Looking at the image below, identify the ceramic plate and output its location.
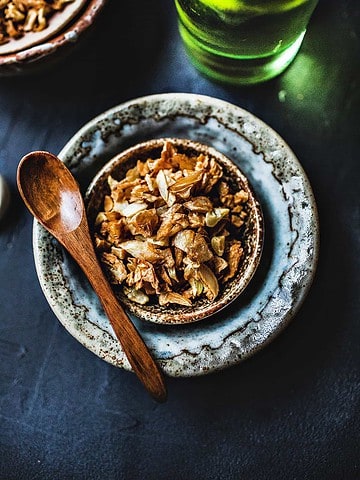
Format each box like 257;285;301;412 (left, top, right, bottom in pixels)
0;0;107;77
0;0;88;55
33;93;319;377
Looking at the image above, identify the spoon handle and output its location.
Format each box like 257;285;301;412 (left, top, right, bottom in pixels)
60;219;167;403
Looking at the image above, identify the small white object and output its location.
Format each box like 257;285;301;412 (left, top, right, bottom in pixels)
0;175;10;221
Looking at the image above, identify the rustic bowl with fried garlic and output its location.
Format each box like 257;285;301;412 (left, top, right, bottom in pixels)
32;93;319;377
0;0;107;76
85;138;264;325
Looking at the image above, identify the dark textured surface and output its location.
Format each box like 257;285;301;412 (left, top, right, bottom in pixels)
0;0;359;479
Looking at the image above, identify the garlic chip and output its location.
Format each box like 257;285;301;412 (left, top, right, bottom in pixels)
93;141;249;307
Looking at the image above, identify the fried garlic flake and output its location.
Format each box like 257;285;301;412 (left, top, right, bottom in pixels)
93;141;250;306
0;0;74;43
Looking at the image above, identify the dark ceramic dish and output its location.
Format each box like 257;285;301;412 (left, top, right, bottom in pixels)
85;138;264;325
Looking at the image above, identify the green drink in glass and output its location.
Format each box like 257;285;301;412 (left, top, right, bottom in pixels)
175;0;319;85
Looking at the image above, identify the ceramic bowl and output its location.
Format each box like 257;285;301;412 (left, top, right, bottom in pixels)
85;137;264;325
32;93;319;377
0;0;107;76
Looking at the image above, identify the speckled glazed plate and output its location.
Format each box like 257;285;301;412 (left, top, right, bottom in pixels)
0;0;88;55
33;93;319;377
0;0;107;76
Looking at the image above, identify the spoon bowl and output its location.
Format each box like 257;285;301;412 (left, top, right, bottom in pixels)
17;151;167;403
17;151;83;233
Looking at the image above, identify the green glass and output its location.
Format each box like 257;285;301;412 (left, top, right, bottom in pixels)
175;0;319;85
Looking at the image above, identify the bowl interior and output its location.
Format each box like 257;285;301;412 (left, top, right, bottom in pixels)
0;0;107;75
85;137;264;325
0;0;88;55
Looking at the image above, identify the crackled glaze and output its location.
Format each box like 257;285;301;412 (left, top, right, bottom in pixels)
33;93;319;377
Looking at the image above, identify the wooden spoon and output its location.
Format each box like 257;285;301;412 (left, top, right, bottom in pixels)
17;151;167;403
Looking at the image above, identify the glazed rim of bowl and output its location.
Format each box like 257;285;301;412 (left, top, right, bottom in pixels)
0;0;107;67
85;137;264;325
